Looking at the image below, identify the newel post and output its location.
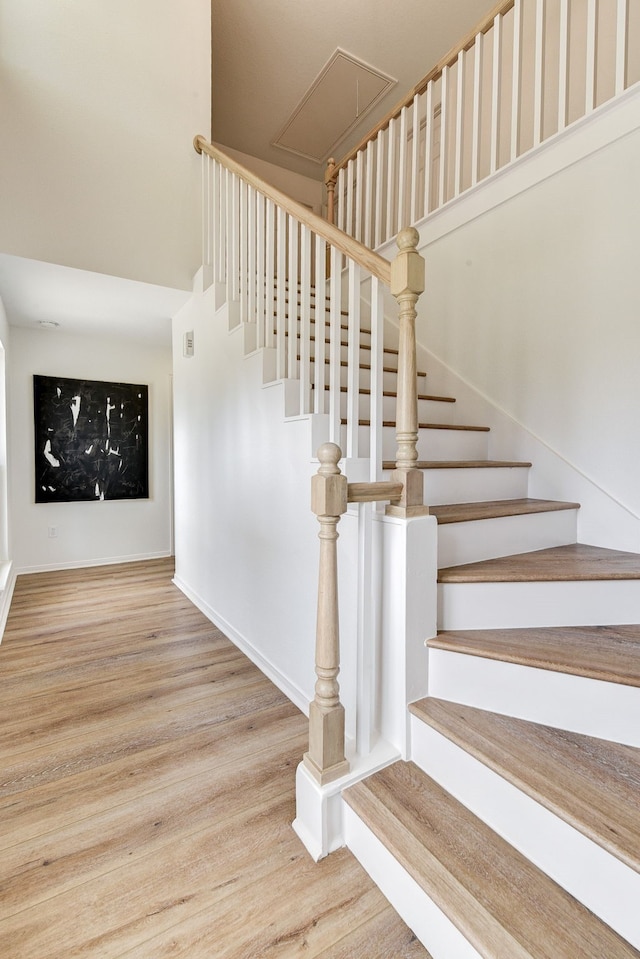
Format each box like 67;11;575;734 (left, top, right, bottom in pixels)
387;227;429;518
304;442;350;786
325;158;337;225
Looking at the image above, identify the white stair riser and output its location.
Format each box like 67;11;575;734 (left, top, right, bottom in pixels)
427;648;640;747
345;426;489;462
309;368;425;392
410;719;640;949
437;509;578;568
344;804;482;959
382;465;531;505
438;579;640;629
328;392;458;422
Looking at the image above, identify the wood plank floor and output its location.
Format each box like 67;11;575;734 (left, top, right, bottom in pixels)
0;559;428;959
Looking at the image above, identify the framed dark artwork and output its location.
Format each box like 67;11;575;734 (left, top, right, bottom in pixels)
33;375;149;503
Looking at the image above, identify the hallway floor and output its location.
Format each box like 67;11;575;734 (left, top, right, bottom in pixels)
0;559;427;958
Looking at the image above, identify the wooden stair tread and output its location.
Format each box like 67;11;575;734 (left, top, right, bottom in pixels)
439;544;640;583
428;624;640;687
430;498;580;525
410;697;640;872
382;459;532;470
344;762;639;958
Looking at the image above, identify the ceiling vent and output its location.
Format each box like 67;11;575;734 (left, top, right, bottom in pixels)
272;49;396;164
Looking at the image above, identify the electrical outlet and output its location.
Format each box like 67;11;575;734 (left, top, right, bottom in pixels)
48;526;58;539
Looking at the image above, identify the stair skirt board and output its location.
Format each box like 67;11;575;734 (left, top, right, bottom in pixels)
437;579;640;630
436;509;578;569
427;648;640;747
409;719;640;948
344;804;483;959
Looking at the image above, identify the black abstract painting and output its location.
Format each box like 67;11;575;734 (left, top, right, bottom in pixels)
33;375;149;503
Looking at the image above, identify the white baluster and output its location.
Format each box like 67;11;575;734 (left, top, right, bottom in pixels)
558;0;570;131
397;104;409;233
454;49;466;197
355;150;363;243
438;66;450;207
511;0;523;160
423;81;434;215
586;0;598;113
490;13;503;175
471;36;483;187
265;199;275;350
374;129;385;247
256;191;265;348
276;206;286;379
410;93;421;223
346;160;355;238
313;237;327;414
615;0;629;94
346;259;361;459
534;0;547;146
368;275;384;482
364;140;374;250
288;215;299;380
239;178;248;322
386;116;397;243
247;185;256;325
299;225;312;415
328;245;342;445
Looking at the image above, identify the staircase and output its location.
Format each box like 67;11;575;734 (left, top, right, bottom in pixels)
275;269;640;953
192;121;640;953
336;325;640;953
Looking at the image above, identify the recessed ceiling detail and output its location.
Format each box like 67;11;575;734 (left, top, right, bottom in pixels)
272;49;396;164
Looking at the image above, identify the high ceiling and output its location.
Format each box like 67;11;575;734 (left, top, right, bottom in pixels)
212;0;492;180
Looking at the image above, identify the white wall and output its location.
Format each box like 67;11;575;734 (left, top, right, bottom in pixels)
0;0;211;291
411;109;640;550
0;299;10;570
9;327;173;572
172;287;329;711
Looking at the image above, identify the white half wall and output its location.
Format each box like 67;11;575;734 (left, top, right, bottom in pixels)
9;327;173;572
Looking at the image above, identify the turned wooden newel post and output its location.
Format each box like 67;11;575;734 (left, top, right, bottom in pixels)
386;227;430;518
304;442;350;785
325;158;337;225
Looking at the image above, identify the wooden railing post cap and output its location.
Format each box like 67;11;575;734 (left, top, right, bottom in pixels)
312;444;347;518
391;227;425;299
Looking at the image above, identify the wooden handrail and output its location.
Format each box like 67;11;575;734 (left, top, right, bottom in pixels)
326;0;516;186
194;136;391;287
348;481;403;504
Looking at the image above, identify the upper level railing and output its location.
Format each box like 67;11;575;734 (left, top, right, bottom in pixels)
194;137;427;784
326;0;638;245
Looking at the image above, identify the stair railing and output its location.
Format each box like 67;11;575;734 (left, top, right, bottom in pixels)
326;0;636;246
194;136;426;784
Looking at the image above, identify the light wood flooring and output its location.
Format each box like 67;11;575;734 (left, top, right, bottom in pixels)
0;558;428;959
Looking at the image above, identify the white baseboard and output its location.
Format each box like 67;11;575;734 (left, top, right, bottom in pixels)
15;551;173;576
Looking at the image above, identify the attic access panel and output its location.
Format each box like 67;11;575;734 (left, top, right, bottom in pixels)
272;48;396;163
